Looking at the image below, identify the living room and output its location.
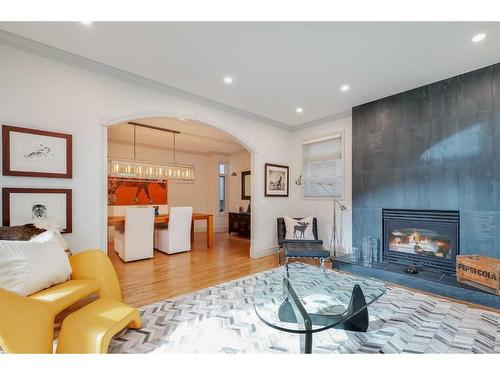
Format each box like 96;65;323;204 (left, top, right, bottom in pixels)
0;2;499;375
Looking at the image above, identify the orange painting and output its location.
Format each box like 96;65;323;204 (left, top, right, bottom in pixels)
108;177;168;206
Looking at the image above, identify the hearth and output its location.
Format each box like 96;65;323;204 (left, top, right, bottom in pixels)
382;209;459;275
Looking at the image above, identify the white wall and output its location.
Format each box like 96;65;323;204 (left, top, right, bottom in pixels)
170;150;251;233
0;45;292;258
288;115;353;254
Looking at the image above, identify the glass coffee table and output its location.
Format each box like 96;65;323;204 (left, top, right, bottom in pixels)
253;267;386;353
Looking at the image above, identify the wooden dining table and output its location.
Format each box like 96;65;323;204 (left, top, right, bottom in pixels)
108;212;214;248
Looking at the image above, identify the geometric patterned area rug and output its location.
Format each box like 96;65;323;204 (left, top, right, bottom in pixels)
108;263;500;354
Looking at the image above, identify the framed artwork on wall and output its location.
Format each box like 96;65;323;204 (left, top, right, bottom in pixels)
108;177;168;206
241;170;251;200
2;188;73;233
264;163;289;197
2;125;73;178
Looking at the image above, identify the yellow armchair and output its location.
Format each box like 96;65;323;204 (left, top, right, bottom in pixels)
0;249;122;353
69;249;122;301
0;288;55;353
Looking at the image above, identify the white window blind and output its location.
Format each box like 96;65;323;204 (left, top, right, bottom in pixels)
302;135;343;198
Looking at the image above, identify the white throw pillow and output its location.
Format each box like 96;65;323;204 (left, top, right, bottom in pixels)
284;216;315;240
30;229;69;250
0;236;72;296
32;219;69;250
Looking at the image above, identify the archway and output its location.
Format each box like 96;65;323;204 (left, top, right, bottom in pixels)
99;113;256;258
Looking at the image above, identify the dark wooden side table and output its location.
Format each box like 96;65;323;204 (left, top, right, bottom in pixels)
228;212;251;238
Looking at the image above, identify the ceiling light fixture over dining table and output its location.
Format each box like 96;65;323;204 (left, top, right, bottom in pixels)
108;121;195;182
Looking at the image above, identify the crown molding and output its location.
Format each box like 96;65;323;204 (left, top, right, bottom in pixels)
290;110;352;131
0;29;292;131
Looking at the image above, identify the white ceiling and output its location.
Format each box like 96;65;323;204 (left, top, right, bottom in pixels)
2;22;500;127
108;117;247;155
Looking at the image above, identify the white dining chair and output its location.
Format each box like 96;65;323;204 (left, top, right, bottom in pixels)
114;207;155;262
157;206;193;254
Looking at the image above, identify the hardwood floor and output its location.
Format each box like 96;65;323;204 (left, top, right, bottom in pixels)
109;232;498;312
109;232;277;307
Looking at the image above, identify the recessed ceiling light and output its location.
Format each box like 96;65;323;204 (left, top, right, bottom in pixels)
340;84;350;92
296;107;304;114
223;76;233;84
80;21;93;26
472;33;486;43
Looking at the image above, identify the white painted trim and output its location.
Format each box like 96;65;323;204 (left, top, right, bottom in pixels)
100;113;258;258
291;110;353;131
218;160;229;216
302;132;342;145
99;125;109;254
250;246;277;259
247;150;262;259
102;112;259;155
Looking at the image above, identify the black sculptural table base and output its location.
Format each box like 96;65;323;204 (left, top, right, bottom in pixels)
278;279;369;354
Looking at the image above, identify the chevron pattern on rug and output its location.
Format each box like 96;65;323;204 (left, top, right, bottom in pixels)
108;263;500;354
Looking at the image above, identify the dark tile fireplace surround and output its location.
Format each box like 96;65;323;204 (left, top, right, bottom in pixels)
334;62;500;309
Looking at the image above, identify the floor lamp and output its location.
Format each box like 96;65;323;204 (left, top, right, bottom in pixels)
295;176;348;257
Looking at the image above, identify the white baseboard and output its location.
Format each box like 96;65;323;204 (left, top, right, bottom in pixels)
250;246;277;259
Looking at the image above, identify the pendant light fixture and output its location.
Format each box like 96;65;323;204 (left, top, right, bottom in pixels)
108;121;195;182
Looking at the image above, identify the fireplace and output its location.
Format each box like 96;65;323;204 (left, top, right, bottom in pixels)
382;209;459;274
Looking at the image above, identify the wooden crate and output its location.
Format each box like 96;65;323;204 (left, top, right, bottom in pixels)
456;255;500;295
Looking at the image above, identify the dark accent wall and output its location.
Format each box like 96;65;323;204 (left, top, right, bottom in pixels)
352;63;500;259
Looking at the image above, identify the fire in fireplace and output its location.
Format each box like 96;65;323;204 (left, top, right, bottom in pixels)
382;209;459;274
389;228;452;259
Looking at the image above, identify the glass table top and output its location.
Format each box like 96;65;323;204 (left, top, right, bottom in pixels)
253;267;386;334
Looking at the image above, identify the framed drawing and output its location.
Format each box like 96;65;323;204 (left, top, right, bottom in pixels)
2;125;73;178
264;163;289;197
2;188;73;233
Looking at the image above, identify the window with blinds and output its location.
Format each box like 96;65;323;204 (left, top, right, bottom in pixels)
302;134;343;198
